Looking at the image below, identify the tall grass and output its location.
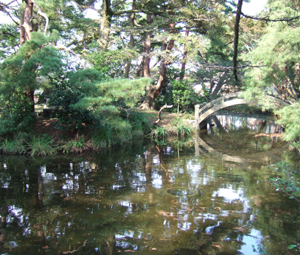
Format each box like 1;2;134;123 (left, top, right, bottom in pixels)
58;136;91;154
0;133;28;154
27;134;56;156
151;116;195;140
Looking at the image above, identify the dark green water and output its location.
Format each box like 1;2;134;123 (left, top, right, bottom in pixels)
0;115;300;255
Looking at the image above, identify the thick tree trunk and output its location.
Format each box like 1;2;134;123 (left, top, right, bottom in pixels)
98;0;112;50
140;24;175;109
124;0;136;78
21;0;33;44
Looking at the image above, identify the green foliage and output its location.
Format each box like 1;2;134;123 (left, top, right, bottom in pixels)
0;92;36;136
27;134;56;156
252;244;267;254
89;49;138;78
288;243;300;250
242;0;300;142
276;102;300;142
154;127;168;139
48;70;98;133
0;24;19;59
0;32;64;136
71;77;151;146
269;161;300;200
0;133;28;155
172;79;195;113
171;117;194;137
58;136;90;154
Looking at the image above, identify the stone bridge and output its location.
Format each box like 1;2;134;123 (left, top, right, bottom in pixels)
194;92;289;129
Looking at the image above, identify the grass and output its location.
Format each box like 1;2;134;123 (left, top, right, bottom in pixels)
150;115;196;140
27;134;56;156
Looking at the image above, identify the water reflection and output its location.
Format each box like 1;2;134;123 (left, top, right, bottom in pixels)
0;118;299;255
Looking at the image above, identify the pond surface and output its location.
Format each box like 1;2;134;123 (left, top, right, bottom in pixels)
1;114;300;255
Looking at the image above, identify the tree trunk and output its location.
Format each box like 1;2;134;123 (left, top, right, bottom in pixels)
140;24;175;109
124;0;136;78
98;0;112;50
233;0;243;81
143;14;152;78
210;71;228;99
21;0;35;113
180;27;189;80
21;0;33;44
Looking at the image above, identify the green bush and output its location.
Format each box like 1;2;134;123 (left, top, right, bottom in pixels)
0;92;36;137
47;70;97;133
171;117;194;137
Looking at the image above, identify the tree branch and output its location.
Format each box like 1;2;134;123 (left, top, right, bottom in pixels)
79;5;99;12
55;46;86;69
31;0;48;35
241;12;300;22
154;104;173;125
0;31;17;38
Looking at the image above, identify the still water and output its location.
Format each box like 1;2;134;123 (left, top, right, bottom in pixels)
0;115;300;255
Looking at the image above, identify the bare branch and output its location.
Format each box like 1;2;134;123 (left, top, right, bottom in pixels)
194;62;267;70
154;104;173;125
2;8;19;25
79;5;99;12
0;1;19;25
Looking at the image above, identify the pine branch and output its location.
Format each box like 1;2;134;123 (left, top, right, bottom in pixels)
0;31;17;38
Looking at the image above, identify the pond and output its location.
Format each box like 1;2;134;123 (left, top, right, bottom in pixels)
0;114;300;255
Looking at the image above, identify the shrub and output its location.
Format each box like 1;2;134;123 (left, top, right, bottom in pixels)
47;70;96;133
171;117;195;137
0;93;36;137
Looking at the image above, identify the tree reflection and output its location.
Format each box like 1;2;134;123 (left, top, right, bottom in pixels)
0;138;299;254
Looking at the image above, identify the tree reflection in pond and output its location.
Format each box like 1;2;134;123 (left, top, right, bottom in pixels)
0;128;300;254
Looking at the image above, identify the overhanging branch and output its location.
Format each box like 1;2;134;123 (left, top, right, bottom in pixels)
241;12;300;22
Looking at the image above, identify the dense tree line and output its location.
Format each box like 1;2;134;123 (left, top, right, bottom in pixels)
0;0;300;148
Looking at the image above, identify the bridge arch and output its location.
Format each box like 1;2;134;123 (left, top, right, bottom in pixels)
195;92;289;128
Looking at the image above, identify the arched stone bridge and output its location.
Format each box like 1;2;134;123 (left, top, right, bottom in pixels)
195;92;289;128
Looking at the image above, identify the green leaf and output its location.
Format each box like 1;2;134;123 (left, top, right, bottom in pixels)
288;244;297;249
